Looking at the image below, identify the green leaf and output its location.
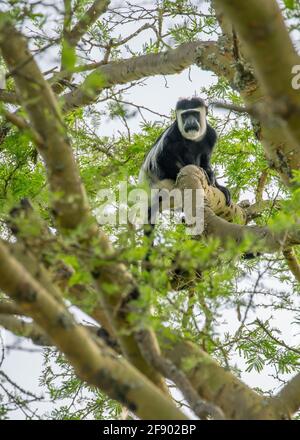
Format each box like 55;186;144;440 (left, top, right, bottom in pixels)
284;0;295;9
62;40;76;71
84;71;107;97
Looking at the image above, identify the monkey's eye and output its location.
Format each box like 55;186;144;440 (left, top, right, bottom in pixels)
181;111;200;122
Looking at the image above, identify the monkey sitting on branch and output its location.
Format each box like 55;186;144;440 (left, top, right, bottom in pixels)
139;97;231;229
138;97;259;261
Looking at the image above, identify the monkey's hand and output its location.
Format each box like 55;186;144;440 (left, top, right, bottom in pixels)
215;183;231;206
203;168;231;206
204;168;216;186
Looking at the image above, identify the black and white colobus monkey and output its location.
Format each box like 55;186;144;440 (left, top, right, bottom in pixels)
139;97;231;229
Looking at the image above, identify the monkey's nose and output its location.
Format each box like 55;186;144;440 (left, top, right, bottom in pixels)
185;121;199;132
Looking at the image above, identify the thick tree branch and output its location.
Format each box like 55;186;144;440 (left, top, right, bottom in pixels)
0;312;119;351
8;203;167;394
276;373;300;417
210;1;300;186
175;166;300;254
245;199;280;222
214;0;300;180
163;339;288;419
0;314;51;346
62;40;233;111
136;329;224;419
0;240;186;420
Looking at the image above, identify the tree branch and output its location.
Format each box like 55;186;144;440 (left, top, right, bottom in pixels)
0;18;168;393
136;329;224;419
214;0;300;179
0;299;22;315
62;40;231;111
0;239;186;420
163;338;288;419
52;1;110;94
0;89;19;104
0;17;90;230
175;165;300;254
283;248;300;283
2;109;44;147
65;0;110;47
276;373;300;417
0;314;51;346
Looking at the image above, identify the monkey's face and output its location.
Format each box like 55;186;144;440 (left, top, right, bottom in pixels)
177;107;207;141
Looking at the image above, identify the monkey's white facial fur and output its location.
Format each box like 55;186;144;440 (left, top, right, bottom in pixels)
177;107;207;141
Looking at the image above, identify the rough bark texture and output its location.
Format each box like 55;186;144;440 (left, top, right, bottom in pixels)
163;339;289;420
0;20;90;230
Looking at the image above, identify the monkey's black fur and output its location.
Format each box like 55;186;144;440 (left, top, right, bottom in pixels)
140;97;231;207
149;122;217;182
139;98;261;262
